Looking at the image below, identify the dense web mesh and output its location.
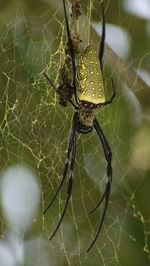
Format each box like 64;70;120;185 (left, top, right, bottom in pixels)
0;0;150;265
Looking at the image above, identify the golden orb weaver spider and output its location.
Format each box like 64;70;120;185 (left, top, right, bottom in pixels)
43;0;116;252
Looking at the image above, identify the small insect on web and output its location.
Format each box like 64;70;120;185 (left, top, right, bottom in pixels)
43;0;116;252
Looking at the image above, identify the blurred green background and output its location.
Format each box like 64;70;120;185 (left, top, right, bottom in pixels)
0;0;150;265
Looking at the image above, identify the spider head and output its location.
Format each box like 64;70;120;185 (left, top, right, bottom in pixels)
78;107;95;129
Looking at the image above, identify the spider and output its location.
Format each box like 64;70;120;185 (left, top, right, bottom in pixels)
43;0;116;252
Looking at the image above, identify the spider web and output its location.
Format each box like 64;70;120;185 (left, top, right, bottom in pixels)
0;0;150;265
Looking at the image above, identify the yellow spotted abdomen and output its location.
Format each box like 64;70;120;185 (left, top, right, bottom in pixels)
78;45;105;104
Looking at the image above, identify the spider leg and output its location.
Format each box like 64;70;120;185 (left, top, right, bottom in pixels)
87;118;112;252
95;78;116;109
89;185;107;215
99;0;105;70
43;72;79;110
90;116;112;214
43;115;77;214
102;78;116;106
62;0;80;106
87;186;110;252
49;114;77;240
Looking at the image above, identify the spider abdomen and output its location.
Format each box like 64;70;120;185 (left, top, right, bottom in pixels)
78;45;105;105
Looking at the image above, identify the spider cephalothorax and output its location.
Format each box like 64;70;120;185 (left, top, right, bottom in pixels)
43;0;115;252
